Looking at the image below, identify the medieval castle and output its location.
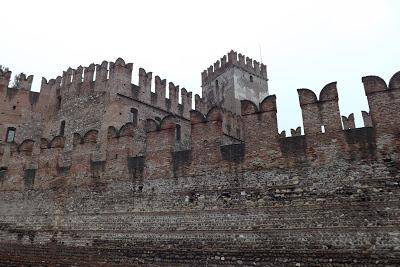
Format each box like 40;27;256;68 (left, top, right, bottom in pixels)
0;50;399;266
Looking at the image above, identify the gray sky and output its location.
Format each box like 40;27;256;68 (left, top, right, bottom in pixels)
1;0;399;132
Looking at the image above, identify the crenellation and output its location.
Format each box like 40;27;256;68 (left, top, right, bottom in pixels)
205;106;224;121
168;82;179;113
291;126;302;136
260;63;267;78
259;94;277;112
362;111;372;127
207;65;213;78
40;77;52;94
201;70;207;83
154;75;166;109
97;60;109;81
228;50;237;63
298;82;341;135
17;73;34;91
362;72;400;132
213;60;220;71
0;69;12;90
1;55;400;266
94;61;108;91
180;88;192;117
73;66;84;84
220;55;227;66
194;94;207;114
54;76;62;88
253;60;260;74
319;81;338;101
238;53;245;65
108;58;133;96
83;63;95;83
65;67;74;86
389;71;400;89
342;113;355;129
362;75;388;95
190;109;206;124
138;68;152;103
245;56;252;69
240;99;258;115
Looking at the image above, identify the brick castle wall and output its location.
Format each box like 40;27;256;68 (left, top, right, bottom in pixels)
0;58;399;266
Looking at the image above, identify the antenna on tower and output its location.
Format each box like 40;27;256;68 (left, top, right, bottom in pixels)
258;43;263;64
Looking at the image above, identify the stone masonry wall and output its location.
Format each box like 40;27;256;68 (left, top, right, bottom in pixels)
0;63;399;266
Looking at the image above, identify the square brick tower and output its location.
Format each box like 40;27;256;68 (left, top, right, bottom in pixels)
201;50;269;114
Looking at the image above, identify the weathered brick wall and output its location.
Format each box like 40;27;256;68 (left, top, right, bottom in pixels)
0;83;43;143
0;65;399;266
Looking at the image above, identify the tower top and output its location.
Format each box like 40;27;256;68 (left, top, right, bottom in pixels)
201;50;267;86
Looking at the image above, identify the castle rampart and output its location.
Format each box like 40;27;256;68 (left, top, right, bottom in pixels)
0;57;399;266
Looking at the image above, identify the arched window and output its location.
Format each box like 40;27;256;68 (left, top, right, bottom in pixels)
176;124;181;141
215;80;219;89
249;75;254;82
60;120;65;136
6;127;16;143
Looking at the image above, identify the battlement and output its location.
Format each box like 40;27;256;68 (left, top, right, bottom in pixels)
0;69;34;91
361;71;400;136
46;58;194;118
1;55;400;181
0;69;12;89
1;68;399;186
201;50;267;86
362;71;400;94
1;62;400;266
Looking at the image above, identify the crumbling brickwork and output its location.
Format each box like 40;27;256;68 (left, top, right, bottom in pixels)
0;51;399;266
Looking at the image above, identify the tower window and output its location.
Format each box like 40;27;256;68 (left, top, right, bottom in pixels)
57;96;62;109
60;120;65;136
6;127;16;143
215;80;219;89
321;125;326;133
130;108;138;126
176;124;181;141
249;75;254;82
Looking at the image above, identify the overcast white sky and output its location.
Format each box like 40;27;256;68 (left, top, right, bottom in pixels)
1;0;399;132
